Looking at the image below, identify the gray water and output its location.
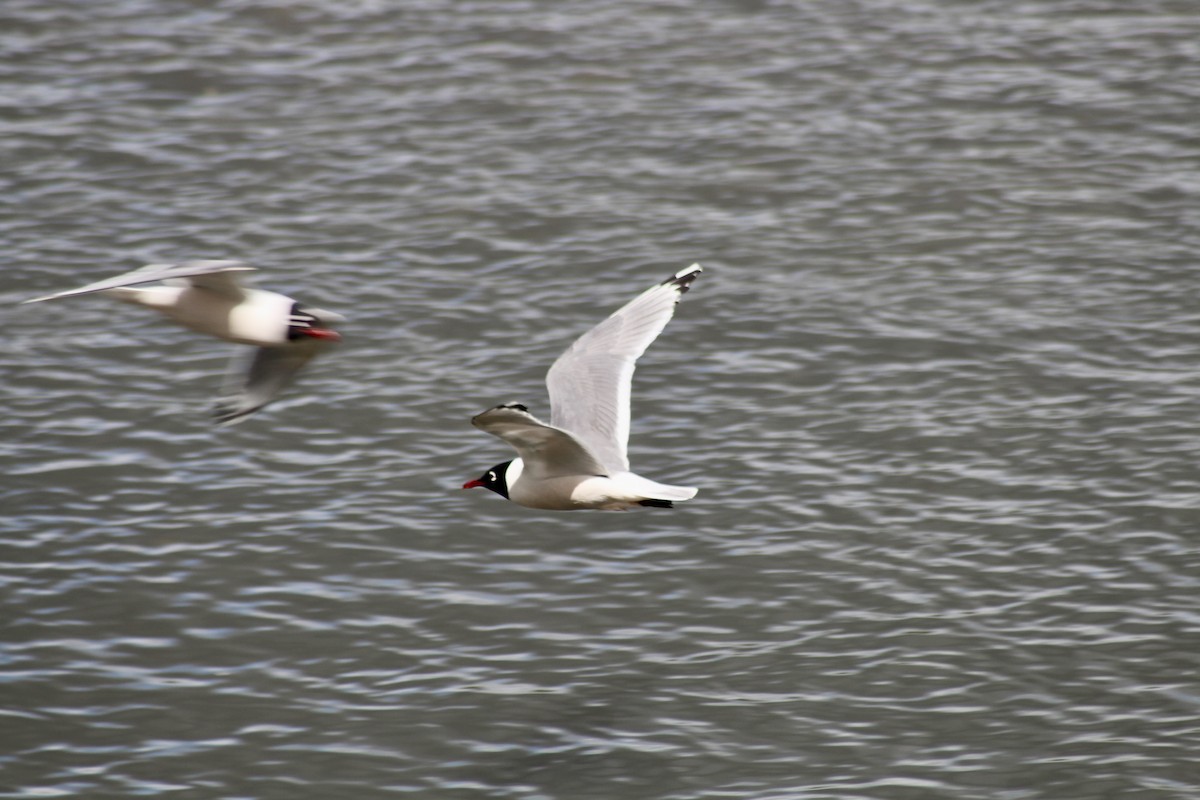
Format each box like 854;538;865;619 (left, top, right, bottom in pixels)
2;1;1199;798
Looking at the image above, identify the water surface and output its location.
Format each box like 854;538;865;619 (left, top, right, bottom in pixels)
2;2;1199;798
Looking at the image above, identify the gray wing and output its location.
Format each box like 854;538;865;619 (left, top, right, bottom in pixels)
545;263;701;473
22;260;253;304
471;404;609;480
212;340;322;426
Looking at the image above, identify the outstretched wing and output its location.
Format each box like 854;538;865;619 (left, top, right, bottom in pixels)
471;404;609;480
22;260;253;304
212;340;322;426
545;263;701;474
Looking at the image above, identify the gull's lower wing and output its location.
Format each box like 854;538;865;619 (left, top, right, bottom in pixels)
22;260;254;304
471;404;609;480
212;340;321;426
545;263;701;473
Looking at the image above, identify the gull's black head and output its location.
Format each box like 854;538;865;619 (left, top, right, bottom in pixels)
462;460;512;499
288;302;343;342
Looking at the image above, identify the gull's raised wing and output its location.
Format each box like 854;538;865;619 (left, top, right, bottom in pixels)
22;260;254;304
545;263;701;474
471;403;609;480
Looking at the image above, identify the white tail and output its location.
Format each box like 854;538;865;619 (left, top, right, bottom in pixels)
614;472;698;501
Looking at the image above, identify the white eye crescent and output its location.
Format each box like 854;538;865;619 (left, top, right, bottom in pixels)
488;471;497;482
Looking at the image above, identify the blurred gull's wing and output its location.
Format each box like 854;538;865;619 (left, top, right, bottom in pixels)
22;260;253;304
212;340;322;426
545;264;701;474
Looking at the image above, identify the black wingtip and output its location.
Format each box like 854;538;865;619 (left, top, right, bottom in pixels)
211;401;262;427
664;263;702;295
637;498;675;508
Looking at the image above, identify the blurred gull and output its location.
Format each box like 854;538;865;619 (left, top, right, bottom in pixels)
23;260;343;425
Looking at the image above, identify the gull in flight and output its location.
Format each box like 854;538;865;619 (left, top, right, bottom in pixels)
464;263;702;511
23;260;342;425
